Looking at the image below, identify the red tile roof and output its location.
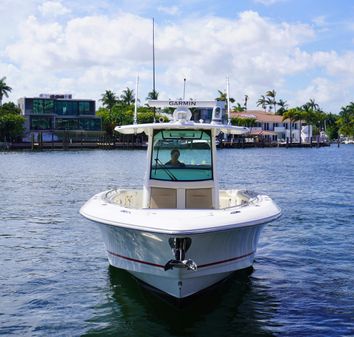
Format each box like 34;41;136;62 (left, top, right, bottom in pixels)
231;110;290;123
249;130;278;136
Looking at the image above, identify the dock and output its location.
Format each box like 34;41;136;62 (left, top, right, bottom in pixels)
219;141;330;148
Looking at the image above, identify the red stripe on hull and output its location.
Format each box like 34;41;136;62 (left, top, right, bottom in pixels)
107;250;165;268
198;251;255;268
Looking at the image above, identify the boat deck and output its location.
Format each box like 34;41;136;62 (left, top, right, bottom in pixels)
105;188;254;210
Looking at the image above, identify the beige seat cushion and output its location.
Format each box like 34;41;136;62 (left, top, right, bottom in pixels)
186;188;213;209
150;187;177;209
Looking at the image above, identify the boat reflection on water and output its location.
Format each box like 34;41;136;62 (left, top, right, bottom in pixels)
83;266;279;336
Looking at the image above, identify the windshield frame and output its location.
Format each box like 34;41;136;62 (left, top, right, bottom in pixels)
150;129;214;182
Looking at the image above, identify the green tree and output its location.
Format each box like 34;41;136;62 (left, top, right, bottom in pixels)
232;103;246;112
313;109;327;136
120;87;135;105
96;107;115;136
215;90;235;103
0;101;25;141
100;90;118;111
0;102;21;115
276;99;288;116
112;104;134;126
324;113;339;140
146;90;159;100
231;117;256;133
291;107;304;143
266;90;277;113
256;95;267;111
244;95;249;110
337;102;354;137
97;104;136;136
300;105;318;143
302;99;325;136
137;106;168;124
282;108;302;143
138;109;155;124
0;77;12;107
304;98;319;112
266;97;274;113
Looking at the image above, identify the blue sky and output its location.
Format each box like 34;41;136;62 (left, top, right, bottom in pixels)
1;0;353;112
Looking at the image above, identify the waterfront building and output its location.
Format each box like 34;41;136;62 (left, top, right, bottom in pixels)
231;110;312;143
18;94;102;141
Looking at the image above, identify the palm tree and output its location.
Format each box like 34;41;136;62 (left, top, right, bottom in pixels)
231;117;256;132
232;103;246;112
276;99;288;116
120;87;135;105
324;113;340;140
314;109;326;134
100;90;117;111
146;90;159;100
215;90;235;103
266;89;276;97
266;97;274;113
266;90;277;113
292;107;304;144
337;102;354;137
0;77;12;107
244;95;249;110
146;89;159;121
257;95;267;111
282;108;299;144
301;105;317;143
304;98;319;112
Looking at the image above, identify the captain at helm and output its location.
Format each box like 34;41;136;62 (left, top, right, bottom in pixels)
165;148;185;167
151;129;213;182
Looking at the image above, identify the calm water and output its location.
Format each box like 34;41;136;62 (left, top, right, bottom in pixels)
0;146;353;336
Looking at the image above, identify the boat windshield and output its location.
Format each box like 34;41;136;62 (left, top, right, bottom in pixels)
150;129;213;181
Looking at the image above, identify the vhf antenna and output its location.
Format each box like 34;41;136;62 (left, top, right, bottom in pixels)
152;18;156;121
183;78;186;99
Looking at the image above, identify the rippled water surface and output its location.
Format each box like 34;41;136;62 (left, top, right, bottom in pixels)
0;146;353;336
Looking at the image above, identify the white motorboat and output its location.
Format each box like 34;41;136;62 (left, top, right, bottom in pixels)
343;139;354;144
80;100;281;298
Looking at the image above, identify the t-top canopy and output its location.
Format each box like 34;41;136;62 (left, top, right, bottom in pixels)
115;121;249;135
115;99;249;135
147;99;225;109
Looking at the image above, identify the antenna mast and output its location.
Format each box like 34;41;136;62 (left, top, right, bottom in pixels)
134;75;139;125
152;18;156;94
152;18;156;121
226;77;231;125
183;78;186;99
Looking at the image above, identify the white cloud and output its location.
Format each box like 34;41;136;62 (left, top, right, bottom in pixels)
157;6;180;16
293;77;346;111
312;15;327;27
2;9;353;112
0;0;41;47
253;0;286;5
312;51;354;80
154;11;316;97
5;13;152;71
38;1;70;17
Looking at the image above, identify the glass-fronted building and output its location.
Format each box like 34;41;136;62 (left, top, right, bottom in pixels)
18;94;102;140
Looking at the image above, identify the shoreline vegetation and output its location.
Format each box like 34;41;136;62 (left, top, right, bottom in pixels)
0;137;334;151
1;76;354;150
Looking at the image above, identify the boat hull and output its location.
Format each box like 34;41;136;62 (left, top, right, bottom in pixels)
96;221;264;298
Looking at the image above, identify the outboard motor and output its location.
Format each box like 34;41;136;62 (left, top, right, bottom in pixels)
164;237;197;271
